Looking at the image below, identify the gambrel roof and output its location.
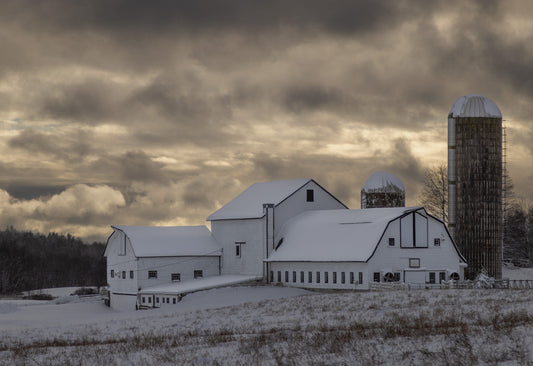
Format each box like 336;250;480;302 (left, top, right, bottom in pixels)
207;179;345;221
267;207;465;262
108;225;221;257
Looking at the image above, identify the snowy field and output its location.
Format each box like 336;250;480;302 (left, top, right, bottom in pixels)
0;269;532;365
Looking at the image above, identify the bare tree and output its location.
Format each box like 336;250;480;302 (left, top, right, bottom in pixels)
418;163;448;224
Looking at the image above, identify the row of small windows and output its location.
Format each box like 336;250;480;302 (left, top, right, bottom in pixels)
388;238;441;246
270;270;363;285
110;270;134;279
111;270;203;280
141;296;177;305
373;271;460;283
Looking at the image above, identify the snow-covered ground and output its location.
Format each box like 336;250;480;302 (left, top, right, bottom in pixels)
1;270;533;365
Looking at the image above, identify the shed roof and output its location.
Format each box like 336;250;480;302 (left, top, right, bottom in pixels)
449;94;502;118
111;225;221;257
207;179;314;221
267;207;421;262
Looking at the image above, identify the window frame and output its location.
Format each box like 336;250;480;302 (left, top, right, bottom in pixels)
194;270;203;279
306;189;314;202
409;258;421;268
389;237;395;246
171;273;181;282
130;270;134;279
148;270;158;279
434;238;441;246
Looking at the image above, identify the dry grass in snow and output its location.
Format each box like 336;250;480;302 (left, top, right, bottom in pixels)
1;286;533;365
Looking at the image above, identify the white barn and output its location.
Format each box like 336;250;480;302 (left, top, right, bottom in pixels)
104;225;221;310
104;179;467;311
267;207;466;289
207;179;347;277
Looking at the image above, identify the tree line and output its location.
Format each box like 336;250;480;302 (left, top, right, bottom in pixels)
0;227;106;295
419;163;533;267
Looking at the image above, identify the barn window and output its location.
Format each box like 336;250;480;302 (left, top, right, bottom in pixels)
130;271;134;279
235;241;245;257
293;271;297;283
194;270;203;279
429;272;436;284
306;189;314;202
350;272;354;284
173;298;176;304
439;272;446;283
394;272;401;282
269;271;274;282
333;272;337;284
277;271;281;282
171;273;181;282
119;235;126;256
316;271;320;283
359;272;363;284
324;272;329;284
409;258;420;268
308;271;312;283
341;272;346;284
285;271;289;282
122;271;126;279
156;297;159;303
148;270;157;279
142;297;145;303
434;238;441;246
111;270;114;278
389;238;395;246
148;297;152;303
300;271;304;283
373;272;380;282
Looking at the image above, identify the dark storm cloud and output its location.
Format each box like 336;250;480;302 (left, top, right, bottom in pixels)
8;129;93;161
0;0;430;37
3;184;67;200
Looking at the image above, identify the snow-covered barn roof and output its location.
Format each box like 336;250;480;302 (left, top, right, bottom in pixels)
449;94;501;118
207;179;341;221
109;225;221;257
267;207;422;262
362;172;404;192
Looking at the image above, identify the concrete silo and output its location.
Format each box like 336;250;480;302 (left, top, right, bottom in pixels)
361;172;405;209
448;95;502;279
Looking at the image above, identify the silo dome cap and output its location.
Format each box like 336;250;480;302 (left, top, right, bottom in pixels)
449;94;502;118
362;172;405;192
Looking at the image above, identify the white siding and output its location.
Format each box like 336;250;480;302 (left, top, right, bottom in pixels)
368;214;465;283
106;231;139;298
211;219;265;276
274;180;346;240
137;256;220;290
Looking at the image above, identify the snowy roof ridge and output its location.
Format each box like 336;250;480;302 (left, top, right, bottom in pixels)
267;207;421;262
449;94;502;118
207;178;313;221
112;225;221;257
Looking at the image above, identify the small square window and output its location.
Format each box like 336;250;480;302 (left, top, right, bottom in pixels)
434;238;441;246
148;270;157;279
194;270;203;279
409;258;420;268
171;273;181;282
306;189;314;202
389;238;395;246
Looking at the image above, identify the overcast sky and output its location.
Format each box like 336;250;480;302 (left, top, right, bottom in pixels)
1;0;532;242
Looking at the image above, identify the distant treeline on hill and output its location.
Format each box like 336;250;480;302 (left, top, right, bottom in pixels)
0;227;106;294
